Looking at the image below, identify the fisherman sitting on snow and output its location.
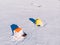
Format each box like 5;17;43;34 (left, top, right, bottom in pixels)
29;18;43;27
10;24;27;41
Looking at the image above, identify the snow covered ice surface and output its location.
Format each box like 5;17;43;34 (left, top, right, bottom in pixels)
0;0;60;45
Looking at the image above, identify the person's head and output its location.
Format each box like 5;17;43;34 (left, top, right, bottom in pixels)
36;18;40;20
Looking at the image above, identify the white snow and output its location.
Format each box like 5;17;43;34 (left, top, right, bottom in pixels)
0;0;60;45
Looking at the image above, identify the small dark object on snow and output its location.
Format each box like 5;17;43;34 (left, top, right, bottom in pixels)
37;25;40;27
22;32;27;37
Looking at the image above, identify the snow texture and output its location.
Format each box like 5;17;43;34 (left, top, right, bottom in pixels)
0;0;60;45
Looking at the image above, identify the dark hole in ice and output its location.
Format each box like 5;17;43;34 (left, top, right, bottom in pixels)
22;32;27;37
